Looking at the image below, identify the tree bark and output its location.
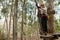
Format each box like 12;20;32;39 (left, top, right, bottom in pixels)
5;14;9;40
8;0;13;40
47;0;55;34
21;0;26;40
13;0;18;40
47;0;55;40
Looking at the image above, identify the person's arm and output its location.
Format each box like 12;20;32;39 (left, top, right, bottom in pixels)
35;0;41;8
52;10;55;14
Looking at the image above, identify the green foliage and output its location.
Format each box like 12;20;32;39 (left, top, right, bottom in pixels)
0;16;2;19
25;26;31;35
1;7;8;14
1;33;6;40
0;0;4;2
28;15;31;20
55;19;60;32
0;29;6;40
26;1;34;14
58;2;60;4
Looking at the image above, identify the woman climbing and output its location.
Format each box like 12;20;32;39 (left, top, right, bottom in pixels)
35;0;48;35
41;12;48;35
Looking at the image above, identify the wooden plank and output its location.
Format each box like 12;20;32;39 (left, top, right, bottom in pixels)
40;33;60;39
52;33;60;39
53;33;60;36
40;34;53;38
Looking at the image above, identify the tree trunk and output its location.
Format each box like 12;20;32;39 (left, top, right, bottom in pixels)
8;0;13;40
5;14;8;40
21;0;26;40
8;4;13;40
21;3;24;40
30;11;33;40
47;0;55;34
13;0;18;40
21;8;24;40
47;0;55;40
8;14;11;40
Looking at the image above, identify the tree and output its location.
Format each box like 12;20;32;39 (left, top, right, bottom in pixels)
20;0;27;40
8;0;13;40
1;6;9;40
47;0;55;34
13;0;18;40
47;0;55;40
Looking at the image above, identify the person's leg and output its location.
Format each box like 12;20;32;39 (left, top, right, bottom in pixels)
41;18;48;35
40;19;46;35
43;20;48;35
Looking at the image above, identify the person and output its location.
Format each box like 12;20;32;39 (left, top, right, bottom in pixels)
36;1;48;35
41;13;48;35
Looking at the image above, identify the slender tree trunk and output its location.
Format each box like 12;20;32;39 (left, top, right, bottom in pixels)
13;0;18;40
21;0;26;40
8;15;11;40
8;6;12;40
21;8;24;40
30;11;32;40
8;1;11;40
3;18;5;34
21;4;24;40
5;14;8;40
8;0;14;40
1;0;9;40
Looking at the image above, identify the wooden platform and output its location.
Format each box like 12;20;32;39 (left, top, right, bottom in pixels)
53;33;60;37
40;35;53;38
40;33;60;39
